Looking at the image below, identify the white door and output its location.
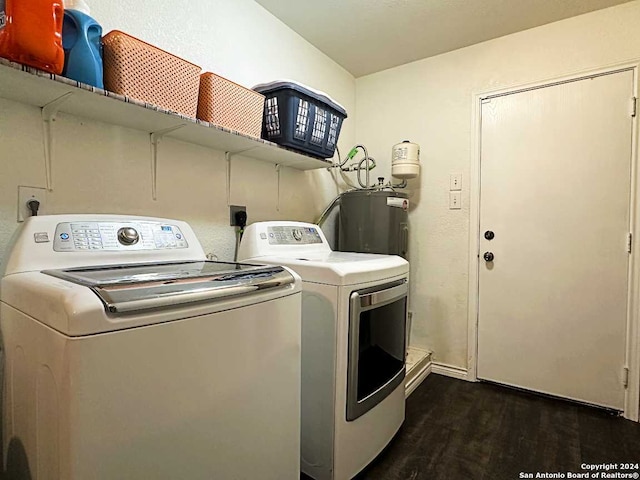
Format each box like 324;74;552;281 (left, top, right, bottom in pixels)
477;70;634;410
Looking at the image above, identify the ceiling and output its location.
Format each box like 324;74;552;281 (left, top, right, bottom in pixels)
254;0;633;77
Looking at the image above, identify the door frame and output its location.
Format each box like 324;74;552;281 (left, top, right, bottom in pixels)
467;62;640;421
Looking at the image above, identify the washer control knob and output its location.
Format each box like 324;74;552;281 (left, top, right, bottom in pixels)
117;227;139;246
292;229;303;241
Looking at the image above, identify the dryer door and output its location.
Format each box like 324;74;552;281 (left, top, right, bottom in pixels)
347;279;407;421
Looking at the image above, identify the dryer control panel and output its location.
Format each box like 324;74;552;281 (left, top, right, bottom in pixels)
267;226;323;245
53;221;188;251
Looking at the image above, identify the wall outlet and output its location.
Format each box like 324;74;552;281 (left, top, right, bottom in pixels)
17;186;47;222
450;174;462;191
449;191;461;210
229;205;247;226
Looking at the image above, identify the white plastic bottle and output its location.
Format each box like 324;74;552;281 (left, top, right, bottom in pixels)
63;0;90;14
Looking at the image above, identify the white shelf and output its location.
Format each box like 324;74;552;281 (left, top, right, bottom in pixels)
0;60;334;170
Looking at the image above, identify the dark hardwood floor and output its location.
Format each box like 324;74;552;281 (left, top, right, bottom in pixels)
352;374;640;480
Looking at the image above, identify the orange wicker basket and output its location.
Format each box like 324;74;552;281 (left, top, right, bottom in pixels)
102;31;201;117
197;72;265;138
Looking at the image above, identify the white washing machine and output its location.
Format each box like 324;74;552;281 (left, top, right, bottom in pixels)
238;221;409;480
0;215;302;480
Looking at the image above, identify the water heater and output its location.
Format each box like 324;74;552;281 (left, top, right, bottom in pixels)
337;190;409;258
326;141;419;258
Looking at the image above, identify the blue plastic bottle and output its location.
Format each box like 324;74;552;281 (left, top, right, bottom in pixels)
62;0;103;88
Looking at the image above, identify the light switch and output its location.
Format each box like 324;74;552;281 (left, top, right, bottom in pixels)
449;191;461;210
450;174;462;191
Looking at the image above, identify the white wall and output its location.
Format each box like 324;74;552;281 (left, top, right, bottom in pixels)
5;0;640;374
355;1;640;369
0;0;355;262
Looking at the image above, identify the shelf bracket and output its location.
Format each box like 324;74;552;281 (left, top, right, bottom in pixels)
226;152;232;206
224;149;256;206
275;164;281;212
41;92;73;192
150;124;186;200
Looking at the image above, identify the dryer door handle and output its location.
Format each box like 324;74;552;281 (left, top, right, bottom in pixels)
357;281;408;309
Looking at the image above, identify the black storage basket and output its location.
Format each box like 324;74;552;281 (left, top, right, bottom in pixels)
253;81;347;159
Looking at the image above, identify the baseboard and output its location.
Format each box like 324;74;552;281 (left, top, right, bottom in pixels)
405;347;432;397
431;362;469;380
406;360;432;398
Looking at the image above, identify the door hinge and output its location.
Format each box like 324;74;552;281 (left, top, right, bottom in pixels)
623;367;629;388
627;233;633;253
631;97;637;117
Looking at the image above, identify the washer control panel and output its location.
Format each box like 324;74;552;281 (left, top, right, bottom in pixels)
53;221;188;251
267;226;323;245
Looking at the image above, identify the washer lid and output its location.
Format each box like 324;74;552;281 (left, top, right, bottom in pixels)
43;260;295;314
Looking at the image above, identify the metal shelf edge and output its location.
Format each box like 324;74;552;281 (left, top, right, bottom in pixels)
0;59;333;171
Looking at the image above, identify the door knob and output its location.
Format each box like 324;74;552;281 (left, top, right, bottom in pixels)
484;230;495;240
483;252;494;262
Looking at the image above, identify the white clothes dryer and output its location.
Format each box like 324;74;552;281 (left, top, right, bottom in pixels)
0;215;302;480
238;221;409;480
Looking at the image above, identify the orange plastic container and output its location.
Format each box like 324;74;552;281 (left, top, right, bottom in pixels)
0;0;65;74
102;31;201;117
197;72;265;138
